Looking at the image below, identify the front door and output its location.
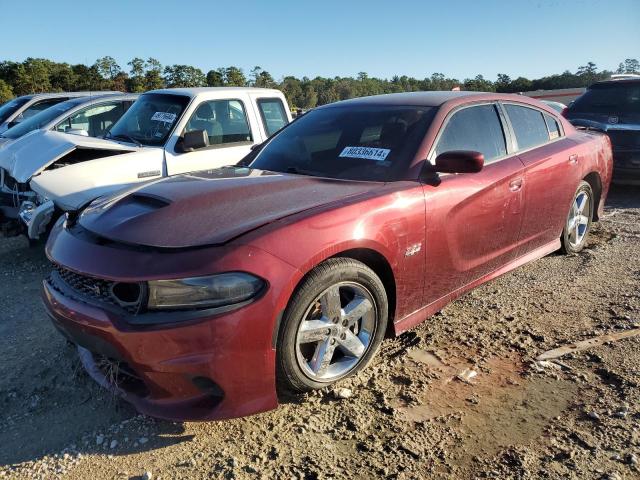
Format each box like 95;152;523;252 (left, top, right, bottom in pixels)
422;103;526;306
165;98;260;176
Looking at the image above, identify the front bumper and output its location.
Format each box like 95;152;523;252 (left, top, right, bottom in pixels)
42;221;300;421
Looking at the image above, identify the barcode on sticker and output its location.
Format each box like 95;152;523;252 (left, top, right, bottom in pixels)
151;112;177;124
339;146;390;161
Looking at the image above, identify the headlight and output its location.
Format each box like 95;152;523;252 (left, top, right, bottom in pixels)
147;272;265;310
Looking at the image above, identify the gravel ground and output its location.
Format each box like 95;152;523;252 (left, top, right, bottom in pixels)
0;185;638;480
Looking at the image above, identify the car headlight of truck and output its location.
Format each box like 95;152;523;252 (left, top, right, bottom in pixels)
147;273;265;310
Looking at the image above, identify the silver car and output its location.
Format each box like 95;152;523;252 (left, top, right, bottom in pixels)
0;91;119;134
0;93;138;148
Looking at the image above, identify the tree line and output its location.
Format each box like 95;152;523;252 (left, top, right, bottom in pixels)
1;56;638;109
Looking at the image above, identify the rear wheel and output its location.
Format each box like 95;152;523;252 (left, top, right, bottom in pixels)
276;258;388;393
560;181;594;254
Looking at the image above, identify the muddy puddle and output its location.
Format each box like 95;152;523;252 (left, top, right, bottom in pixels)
390;349;579;464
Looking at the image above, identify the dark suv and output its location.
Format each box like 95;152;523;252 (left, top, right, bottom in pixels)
564;78;640;184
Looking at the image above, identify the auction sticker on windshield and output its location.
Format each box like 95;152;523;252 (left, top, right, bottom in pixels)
151;112;177;124
339;146;391;161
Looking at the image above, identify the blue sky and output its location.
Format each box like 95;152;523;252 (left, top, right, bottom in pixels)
2;0;638;80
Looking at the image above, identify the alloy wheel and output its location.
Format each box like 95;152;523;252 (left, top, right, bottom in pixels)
295;282;377;382
567;190;591;248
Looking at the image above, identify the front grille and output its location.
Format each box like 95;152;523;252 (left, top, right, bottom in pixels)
50;264;144;314
608;130;640;149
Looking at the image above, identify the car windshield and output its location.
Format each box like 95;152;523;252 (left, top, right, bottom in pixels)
0;97;30;124
106;93;190;146
1;99;81;139
250;105;435;182
570;82;640;115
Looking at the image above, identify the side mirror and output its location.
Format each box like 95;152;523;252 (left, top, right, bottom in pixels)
434;150;484;174
67;128;89;137
181;129;209;152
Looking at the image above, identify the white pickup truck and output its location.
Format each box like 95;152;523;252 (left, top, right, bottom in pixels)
0;87;291;240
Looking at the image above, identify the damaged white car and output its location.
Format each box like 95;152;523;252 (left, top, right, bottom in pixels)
0;87;291;240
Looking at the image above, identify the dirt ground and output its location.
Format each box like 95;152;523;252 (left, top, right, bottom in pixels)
0;185;639;480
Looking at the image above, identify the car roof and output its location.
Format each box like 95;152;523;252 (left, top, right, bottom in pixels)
27;91;122;99
318;91;550;111
63;93;139;106
144;87;283;99
589;78;640;88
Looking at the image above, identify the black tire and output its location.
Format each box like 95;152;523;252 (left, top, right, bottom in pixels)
276;257;388;393
560;180;594;254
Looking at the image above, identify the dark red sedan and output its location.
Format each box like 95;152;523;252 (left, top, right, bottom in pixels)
43;92;613;421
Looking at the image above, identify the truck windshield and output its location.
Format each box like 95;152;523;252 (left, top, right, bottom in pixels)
0;97;30;124
106;93;190;146
250;105;435;181
570;82;640;115
1;99;80;139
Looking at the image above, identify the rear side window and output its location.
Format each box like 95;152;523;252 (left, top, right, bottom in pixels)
257;98;289;136
184;99;253;146
544;113;560;140
21;98;67;119
435;104;507;163
504;104;550;150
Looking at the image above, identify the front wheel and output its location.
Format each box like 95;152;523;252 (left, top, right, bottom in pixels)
276;258;388;393
560;180;594;254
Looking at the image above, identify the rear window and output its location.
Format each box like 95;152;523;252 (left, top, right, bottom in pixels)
569;82;640;115
251;105;435;181
504;104;550;151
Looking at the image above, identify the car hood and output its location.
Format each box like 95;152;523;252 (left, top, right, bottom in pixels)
78;167;383;248
0;130;138;182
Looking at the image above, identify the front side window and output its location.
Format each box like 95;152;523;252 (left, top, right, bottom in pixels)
434;104;507;163
0;97;30;124
184;99;253;146
251;105;435;181
505;104;551;151
257;98;289;136
107;93;190;146
2;100;79;139
55;101;127;137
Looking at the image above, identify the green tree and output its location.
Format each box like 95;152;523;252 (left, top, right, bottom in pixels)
143;58;164;90
624;58;640;74
225;66;246;86
127;57;146;92
163;65;206;88
49;63;77;92
95;56;121;80
13;59;51;95
0;79;13;103
206;69;224;86
495;73;512;92
71;64;103;91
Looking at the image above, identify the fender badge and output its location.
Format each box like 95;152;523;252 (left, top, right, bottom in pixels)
405;243;422;257
608;116;619;124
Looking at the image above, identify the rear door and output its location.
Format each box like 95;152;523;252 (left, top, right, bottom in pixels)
422;103;526;306
165;95;263;175
501;103;582;257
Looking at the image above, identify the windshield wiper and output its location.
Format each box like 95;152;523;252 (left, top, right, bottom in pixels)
107;132;142;147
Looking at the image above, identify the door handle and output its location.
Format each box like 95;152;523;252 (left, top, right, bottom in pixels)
569;154;578;164
509;178;523;192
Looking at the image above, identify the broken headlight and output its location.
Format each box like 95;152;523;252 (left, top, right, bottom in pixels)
147;273;265;310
